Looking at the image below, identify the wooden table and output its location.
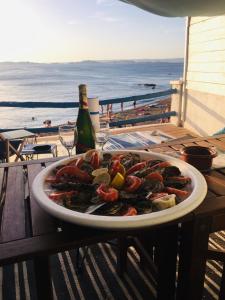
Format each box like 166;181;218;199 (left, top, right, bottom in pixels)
0;129;36;162
0;133;225;300
147;133;225;300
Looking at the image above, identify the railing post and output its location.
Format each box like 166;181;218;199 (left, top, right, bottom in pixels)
88;97;100;132
170;80;183;127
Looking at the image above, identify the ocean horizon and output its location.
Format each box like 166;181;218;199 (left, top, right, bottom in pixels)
0;59;183;128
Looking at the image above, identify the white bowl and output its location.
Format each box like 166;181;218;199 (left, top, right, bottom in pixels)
32;150;207;230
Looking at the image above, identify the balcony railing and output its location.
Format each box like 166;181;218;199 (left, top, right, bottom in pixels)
0;88;177;134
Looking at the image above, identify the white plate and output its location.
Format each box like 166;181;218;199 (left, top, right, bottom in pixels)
32;150;207;230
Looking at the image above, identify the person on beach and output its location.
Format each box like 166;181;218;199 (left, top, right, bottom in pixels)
43;119;51;127
161;104;170;123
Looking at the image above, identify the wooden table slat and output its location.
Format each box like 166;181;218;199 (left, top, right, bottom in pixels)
27;163;57;236
195;140;215;148
0;156;60;168
146;134;225;150
0;168;5;207
0;166;26;242
170;144;184;151
205;173;225;196
193;195;225;218
149;147;170;153
207;138;225;151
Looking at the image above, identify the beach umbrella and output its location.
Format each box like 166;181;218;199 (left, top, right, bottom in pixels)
120;0;225;17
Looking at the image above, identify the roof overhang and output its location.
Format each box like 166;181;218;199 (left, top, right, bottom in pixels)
120;0;225;17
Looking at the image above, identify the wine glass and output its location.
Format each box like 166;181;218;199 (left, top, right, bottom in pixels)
95;121;110;150
59;125;78;156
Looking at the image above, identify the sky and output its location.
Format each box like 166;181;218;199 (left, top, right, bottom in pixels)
0;0;185;63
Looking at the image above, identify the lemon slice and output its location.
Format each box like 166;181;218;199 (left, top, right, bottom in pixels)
92;168;108;177
93;172;111;185
111;172;125;189
119;164;126;176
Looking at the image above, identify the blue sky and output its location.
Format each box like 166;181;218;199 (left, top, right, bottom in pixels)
0;0;185;62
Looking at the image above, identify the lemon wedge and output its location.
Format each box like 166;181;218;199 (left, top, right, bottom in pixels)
111;172;125;189
92;168;108;177
93;172;111;185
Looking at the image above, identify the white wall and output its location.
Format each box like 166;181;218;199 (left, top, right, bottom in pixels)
184;15;225;136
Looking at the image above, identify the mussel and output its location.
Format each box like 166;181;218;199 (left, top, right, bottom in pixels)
142;180;164;193
93;202;124;216
162;166;181;178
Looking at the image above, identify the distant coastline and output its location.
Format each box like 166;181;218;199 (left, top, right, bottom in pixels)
0;58;184;65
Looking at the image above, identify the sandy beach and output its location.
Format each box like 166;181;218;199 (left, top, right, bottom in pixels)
100;97;171;125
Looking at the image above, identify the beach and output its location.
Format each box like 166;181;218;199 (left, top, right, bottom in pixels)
100;97;171;125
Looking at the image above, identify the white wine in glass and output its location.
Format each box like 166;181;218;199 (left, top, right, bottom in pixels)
95;121;110;150
59;125;78;156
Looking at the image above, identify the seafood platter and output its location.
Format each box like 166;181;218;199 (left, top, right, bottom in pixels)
32;150;207;229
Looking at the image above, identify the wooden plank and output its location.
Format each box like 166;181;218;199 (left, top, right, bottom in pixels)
177;217;211;300
189;38;225;53
99;89;176;105
33;256;53;300
187;82;225;97
110;111;176;127
190;17;211;25
218;137;225;142
0;129;35;140
170;144;184;151
188;50;225;63
207;138;225;151
0;156;60;168
27;163;57;237
206;190;217;198
194;195;225;217
0;166;26;242
149;147;168;153
190;16;225;34
195;140;214;148
0;228;120;265
211;213;225;233
204;173;225;196
188;62;225;73
189;27;225;44
0;168;5;207
155;225;178;300
182;142;198;147
187;71;225;85
147;135;215;150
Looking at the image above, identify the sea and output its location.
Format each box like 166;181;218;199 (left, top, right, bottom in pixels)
0;59;183;129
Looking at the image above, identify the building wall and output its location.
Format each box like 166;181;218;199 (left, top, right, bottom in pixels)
184;15;225;136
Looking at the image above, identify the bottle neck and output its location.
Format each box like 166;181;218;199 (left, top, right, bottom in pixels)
79;84;88;109
79;97;88;109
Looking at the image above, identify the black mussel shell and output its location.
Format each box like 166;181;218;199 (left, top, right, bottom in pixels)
135;200;152;214
80;162;94;174
93;202;124;216
162;166;181;178
147;159;163;167
142;180;164;193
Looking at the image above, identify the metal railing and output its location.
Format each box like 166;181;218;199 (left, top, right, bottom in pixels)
0;88;177;134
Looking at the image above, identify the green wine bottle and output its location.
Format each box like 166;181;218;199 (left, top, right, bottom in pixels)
76;84;96;154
